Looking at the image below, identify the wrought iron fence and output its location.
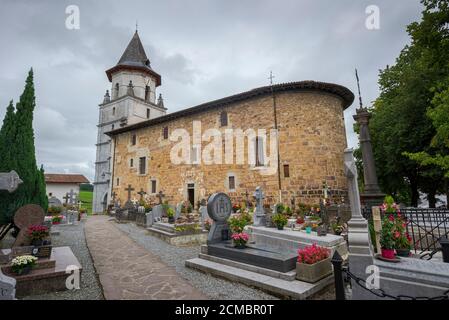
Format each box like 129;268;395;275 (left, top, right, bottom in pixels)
362;206;449;257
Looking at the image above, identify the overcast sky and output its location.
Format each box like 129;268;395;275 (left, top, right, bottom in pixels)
0;0;423;182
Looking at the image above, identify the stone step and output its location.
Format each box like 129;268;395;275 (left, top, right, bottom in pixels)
146;227;175;237
185;257;333;299
152;223;175;233
198;253;296;281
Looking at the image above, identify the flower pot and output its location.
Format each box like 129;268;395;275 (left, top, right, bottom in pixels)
31;239;43;247
395;248;411;257
296;257;332;283
381;248;395;260
16;265;32;276
168;217;175;223
234;244;246;249
277;225;284;230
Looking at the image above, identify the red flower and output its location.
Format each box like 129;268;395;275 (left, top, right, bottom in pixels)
388;215;395;222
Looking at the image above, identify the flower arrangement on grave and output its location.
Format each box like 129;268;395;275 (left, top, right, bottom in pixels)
166;207;175;223
296;244;332;283
272;213;288;230
380;214;398;259
10;255;38;275
380;195;401;215
231;232;249;248
52;215;63;225
331;223;344;235
204;218;212;231
297;244;330;265
228;212;252;233
27;225;50;246
47;206;62;215
174;223;201;234
232;203;241;213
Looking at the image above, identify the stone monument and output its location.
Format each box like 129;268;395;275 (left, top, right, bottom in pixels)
0;269;16;300
0;170;22;193
252;186;266;227
13;204;45;247
207;192;232;244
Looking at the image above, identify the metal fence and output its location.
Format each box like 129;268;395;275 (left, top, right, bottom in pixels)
362;206;449;257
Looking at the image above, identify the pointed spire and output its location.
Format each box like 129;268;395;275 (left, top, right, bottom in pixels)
127;81;135;96
103;90;110;103
157;93;165;109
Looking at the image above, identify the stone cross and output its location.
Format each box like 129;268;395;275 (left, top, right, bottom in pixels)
137;188;146;201
157;190;165;204
0;170;22;193
12;204;45;247
63;192;70;204
68;189;76;205
125;184;135;202
344;150;362;219
253;186;266;226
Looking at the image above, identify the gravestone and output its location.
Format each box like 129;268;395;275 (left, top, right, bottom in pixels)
68;189;77;205
253;186;266;227
207;192;232;244
175;203;183;220
48;196;63;208
0;269;16;300
13;204;45;247
152;204;164;222
0;249;11;265
199;205;209;229
67;210;76;225
146;211;154;228
0;170;22;193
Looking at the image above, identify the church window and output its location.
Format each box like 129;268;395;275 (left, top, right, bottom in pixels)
114;83;119;99
228;176;236;190
255;136;265;167
112;107;116;115
146;108;150;119
130;158;134;167
163;127;169;139
111;124;114;130
220;111;228;127
139;157;146;175
283;164;290;178
151;180;157;194
116;178;120;186
145;86;150;102
131;134;137;146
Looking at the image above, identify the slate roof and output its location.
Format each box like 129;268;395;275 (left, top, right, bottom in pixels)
105;80;354;136
45;174;90;184
105;31;161;86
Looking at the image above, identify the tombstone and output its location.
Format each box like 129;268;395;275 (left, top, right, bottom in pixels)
48;196;63;208
175;203;183;220
146;211;154;228
13;204;45;247
199;205;209;229
152;204;164;222
68;189;77;205
63;192;70;205
253;187;266;227
157;190;165;204
0;170;22;193
67;210;76;225
0;249;11;265
0;269;16;300
207;192;232;244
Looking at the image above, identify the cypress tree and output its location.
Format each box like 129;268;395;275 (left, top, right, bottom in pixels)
0;69;47;224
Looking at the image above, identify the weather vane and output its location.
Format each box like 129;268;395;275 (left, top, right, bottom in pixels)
355;68;363;109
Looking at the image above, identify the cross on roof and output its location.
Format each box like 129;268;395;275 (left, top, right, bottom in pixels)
63;193;70;204
125;184;135;201
137;188;146;200
157;190;165;204
268;71;275;85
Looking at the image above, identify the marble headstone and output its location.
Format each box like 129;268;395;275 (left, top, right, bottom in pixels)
253;186;266;226
146;211;154;228
199;205;209;229
13;204;45;247
0;170;22;193
152;205;164;222
175;203;183;220
0;269;16;300
207;192;232;244
48;196;63;208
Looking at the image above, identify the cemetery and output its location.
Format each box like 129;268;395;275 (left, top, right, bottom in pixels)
1;0;449;307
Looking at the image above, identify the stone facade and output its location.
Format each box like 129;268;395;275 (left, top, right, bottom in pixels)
109;88;351;208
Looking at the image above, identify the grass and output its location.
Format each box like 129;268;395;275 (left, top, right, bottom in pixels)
79;191;93;215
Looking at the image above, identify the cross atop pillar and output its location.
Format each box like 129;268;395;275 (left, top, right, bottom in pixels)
125;184;135;202
63;192;70;204
157;190;165;204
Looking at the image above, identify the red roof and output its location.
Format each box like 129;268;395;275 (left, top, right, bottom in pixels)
45;174;89;184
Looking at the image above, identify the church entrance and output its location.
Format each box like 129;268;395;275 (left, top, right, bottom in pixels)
187;183;195;208
102;193;108;212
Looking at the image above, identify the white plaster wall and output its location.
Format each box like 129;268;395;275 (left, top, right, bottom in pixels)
46;183;80;202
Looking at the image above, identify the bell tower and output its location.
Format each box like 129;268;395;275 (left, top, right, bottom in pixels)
92;31;166;214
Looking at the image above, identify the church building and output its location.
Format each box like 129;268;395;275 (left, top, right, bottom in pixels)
93;31;354;213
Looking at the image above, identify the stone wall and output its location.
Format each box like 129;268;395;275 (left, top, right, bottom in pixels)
111;90;348;207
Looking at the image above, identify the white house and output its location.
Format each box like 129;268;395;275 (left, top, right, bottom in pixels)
45;174;90;202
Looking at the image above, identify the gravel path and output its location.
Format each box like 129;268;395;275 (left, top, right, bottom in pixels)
115;222;279;300
23;220;104;300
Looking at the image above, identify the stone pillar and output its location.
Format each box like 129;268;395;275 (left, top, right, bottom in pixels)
344;148;376;299
353;108;384;207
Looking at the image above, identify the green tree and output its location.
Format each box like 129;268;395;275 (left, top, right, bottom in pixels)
0;69;47;224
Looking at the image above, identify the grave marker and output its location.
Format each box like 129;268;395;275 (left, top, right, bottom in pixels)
13;204;45;247
0;269;16;300
253;186;266;227
207;192;232;244
0;170;22;193
157;190;165;204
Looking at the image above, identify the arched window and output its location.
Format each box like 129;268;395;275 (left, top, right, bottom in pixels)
220;111;228;127
114;83;119;99
112;107;116;115
255;136;265;167
145;86;150;102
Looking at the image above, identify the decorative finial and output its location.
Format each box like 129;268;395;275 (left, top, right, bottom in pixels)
268;71;275;86
355;68;363;109
136;20;138;33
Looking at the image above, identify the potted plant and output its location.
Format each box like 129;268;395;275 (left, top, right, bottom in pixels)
231;232;249;249
10;255;38;275
228;212;252;233
204;219;212;231
296;244;332;283
396;232;412;257
27;225;49;247
380;215;396;259
167;207;175;223
272;213;288;230
232;203;241;213
332;223;344;236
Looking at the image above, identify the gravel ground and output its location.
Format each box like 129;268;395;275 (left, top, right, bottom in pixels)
23;221;104;300
115;222;280;300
